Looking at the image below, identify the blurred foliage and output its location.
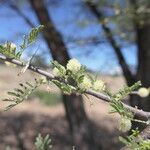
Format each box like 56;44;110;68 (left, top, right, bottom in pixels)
29;90;62;106
35;134;52;150
84;0;149;44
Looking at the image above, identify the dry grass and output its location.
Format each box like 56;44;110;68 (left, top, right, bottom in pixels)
0;65;126;150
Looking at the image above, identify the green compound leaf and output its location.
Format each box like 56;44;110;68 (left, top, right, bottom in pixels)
27;25;44;44
109;81;142;119
113;81;141;101
110;98;133;119
18;25;44;58
0;25;44;59
3;79;43;111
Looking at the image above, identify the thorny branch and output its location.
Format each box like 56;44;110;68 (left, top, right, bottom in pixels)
0;54;150;120
1;53;150;150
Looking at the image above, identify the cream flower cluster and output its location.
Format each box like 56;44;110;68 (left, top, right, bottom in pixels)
119;118;132;132
138;87;149;98
4;42;16;52
93;80;105;91
52;58;106;91
66;58;81;73
78;76;92;90
52;58;81;77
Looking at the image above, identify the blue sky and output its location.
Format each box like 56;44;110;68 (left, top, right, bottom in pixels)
0;0;137;74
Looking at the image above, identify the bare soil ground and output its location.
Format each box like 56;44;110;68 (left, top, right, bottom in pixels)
0;65;127;150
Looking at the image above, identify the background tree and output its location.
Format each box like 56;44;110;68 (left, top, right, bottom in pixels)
28;0;100;149
84;0;150;129
0;0;149;149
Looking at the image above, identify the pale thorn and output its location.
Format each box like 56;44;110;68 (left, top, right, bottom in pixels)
21;61;30;74
18;61;30;76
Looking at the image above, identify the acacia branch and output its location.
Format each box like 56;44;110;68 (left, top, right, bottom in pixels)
0;54;150;120
85;1;136;85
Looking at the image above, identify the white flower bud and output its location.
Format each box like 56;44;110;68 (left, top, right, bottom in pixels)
93;80;105;91
78;76;92;90
119;118;132;132
66;58;81;73
138;87;149;98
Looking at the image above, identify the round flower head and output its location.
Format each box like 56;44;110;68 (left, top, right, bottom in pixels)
53;67;62;77
119;118;132;132
138;87;149;98
66;58;81;73
93;80;105;91
78;76;92;90
52;66;66;77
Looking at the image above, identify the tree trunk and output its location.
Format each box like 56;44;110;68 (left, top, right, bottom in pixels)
136;24;150;111
29;0;100;149
129;0;150;129
129;0;150;112
85;1;136;86
86;1;150;130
